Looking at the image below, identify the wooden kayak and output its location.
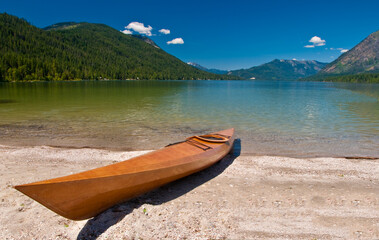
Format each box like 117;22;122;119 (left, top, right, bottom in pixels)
15;128;235;220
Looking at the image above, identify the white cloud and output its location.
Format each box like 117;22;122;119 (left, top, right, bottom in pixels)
167;38;184;45
159;29;170;35
309;36;326;46
121;29;132;35
125;22;153;36
305;36;326;48
328;47;349;53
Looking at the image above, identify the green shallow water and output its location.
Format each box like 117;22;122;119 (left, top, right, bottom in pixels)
0;80;378;157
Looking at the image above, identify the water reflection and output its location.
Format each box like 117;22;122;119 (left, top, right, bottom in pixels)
0;99;16;104
331;82;379;99
0;80;378;157
329;82;379;136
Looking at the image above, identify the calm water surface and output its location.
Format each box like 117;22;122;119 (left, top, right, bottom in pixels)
0;80;378;157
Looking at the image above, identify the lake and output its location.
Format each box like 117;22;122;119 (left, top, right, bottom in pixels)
0;80;378;157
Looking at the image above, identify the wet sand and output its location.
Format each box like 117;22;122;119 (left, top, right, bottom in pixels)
1;122;378;158
0;144;378;239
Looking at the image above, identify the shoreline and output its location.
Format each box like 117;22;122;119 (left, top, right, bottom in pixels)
0;136;378;159
1;144;378;239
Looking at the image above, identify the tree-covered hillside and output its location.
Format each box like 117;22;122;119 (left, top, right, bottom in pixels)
0;13;237;81
307;73;379;83
303;30;379;83
319;30;379;75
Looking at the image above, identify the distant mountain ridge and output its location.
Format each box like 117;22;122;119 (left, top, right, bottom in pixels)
187;62;228;75
229;59;327;80
0;13;237;81
318;30;379;76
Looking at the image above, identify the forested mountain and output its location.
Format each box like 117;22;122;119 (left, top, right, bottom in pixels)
304;30;379;83
319;30;379;75
0;13;237;81
229;59;327;80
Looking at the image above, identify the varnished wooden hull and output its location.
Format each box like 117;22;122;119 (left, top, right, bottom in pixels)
15;128;235;220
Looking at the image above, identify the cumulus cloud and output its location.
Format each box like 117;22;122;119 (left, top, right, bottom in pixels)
309;36;326;46
121;29;132;35
159;29;170;35
305;36;326;48
125;22;153;36
340;49;348;53
167;38;184;45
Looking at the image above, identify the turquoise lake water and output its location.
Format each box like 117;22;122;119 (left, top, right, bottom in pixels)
0;80;378;157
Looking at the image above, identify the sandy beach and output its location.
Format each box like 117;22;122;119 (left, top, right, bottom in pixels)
0;143;378;240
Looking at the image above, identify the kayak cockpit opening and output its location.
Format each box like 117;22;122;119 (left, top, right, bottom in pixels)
165;133;231;150
193;134;230;143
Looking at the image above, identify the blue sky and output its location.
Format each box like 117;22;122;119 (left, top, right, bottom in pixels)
1;0;378;70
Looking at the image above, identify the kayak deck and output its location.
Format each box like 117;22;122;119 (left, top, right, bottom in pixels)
15;128;235;220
